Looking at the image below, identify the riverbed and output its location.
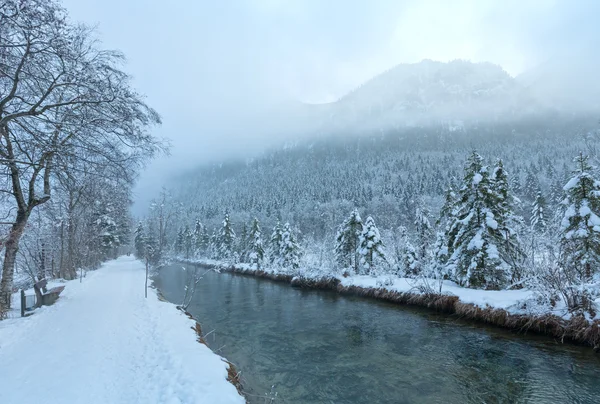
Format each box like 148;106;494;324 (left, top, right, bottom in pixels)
155;263;600;404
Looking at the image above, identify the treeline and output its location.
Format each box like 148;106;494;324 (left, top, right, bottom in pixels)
140;151;600;316
0;0;162;312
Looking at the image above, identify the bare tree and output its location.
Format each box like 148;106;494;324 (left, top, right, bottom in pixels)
0;1;164;307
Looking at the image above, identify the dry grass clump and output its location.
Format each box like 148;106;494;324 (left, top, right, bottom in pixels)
223;360;244;396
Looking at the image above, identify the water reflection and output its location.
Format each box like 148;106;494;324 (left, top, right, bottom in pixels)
155;264;600;404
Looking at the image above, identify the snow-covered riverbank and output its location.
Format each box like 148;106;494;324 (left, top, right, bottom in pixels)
0;256;245;404
179;257;600;351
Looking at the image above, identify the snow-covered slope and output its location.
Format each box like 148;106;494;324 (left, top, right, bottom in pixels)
0;256;244;404
308;60;536;133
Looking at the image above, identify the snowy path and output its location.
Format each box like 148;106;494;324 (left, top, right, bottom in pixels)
0;256;244;404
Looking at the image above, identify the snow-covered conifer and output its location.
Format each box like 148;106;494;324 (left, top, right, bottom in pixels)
238;222;249;262
531;190;547;232
560;153;600;284
269;220;283;264
358;216;386;274
414;206;432;262
192;219;206;255
134;222;146;259
334;209;363;273
491;159;525;283
175;227;185;255
446;152;508;289
436;186;456;228
248;218;265;269
280;222;302;269
183;225;193;258
218;213;236;260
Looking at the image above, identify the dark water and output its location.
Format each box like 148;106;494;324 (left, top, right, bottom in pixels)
155;264;600;404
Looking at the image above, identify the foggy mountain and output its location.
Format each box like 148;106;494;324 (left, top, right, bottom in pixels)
308;60;529;133
299;58;600;137
159;59;599;242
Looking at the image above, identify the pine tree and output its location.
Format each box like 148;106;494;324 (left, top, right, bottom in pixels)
269;219;283;264
183;225;193;259
510;172;522;197
401;236;419;277
238;222;249;263
560;153;600;285
524;169;539;201
550;177;564;206
491;159;525;283
218;213;236;260
193;219;205;255
175;227;184;255
280;222;302;269
95;204;119;258
446;152;509;289
134;221;146;259
334;209;363;274
436;186;456;228
358;216;386;274
531;190;547;232
248;218;265;269
432;231;450;280
414;206;432;262
208;228;218;259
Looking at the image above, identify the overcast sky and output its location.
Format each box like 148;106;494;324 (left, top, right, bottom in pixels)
61;0;600;212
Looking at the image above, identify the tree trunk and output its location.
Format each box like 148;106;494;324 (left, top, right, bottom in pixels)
0;211;29;309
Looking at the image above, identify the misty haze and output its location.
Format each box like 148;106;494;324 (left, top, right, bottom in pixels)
1;1;600;403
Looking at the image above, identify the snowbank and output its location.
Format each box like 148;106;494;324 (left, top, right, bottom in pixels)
0;256;245;404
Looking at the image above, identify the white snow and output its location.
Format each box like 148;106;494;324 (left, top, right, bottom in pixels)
0;256;244;404
563;175;580;191
338;275;533;311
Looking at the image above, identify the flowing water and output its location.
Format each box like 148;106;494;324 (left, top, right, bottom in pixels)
155;264;600;404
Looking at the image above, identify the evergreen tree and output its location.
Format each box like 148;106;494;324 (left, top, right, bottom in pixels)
560;153;600;285
524;169;539;201
510;172;522;197
175;227;185;255
134;221;146;259
446;152;508;289
531;190;547;232
208;228;218;259
193;219;205;255
436;186;456;227
401;236;419;277
183;225;193;259
218;213;236;259
280;222;302;269
334;209;363;274
491;159;525;283
269;219;283;264
414;206;432;262
94;204;119;258
432;231;450;280
550;177;565;206
238;222;249;262
248;218;265;269
358;216;386;274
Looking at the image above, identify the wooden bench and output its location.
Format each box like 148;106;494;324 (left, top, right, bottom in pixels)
33;279;65;308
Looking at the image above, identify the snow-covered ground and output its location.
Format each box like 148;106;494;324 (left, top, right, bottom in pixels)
0;256;244;404
337;275;534;311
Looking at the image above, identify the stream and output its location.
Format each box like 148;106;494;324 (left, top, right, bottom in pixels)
155;263;600;404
